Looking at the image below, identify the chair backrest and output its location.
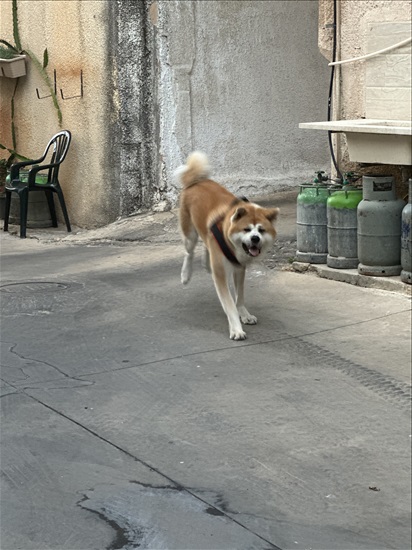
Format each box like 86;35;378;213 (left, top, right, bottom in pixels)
42;130;71;184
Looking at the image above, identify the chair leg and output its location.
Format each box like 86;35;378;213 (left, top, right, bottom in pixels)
3;190;12;232
55;188;71;232
45;189;58;227
19;188;29;238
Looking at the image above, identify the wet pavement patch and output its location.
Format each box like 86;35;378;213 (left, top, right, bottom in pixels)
77;483;277;550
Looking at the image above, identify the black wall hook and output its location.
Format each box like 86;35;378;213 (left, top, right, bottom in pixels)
36;69;57;99
60;70;83;100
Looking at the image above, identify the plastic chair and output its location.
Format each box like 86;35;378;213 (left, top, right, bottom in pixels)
3;130;72;238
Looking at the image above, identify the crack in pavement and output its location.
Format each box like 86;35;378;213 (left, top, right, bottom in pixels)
25;393;282;550
0;342;94;389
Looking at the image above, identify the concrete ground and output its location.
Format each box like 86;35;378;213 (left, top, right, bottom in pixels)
1;191;411;550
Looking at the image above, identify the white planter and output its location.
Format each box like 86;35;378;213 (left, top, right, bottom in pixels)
0;54;27;78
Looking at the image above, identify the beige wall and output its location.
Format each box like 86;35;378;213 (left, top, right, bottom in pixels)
3;1;409;228
319;0;411;179
339;0;411;121
2;0;331;228
0;0;113;227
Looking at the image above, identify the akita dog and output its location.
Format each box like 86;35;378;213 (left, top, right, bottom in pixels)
177;152;279;340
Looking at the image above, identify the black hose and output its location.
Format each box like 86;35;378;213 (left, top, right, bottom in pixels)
328;0;342;180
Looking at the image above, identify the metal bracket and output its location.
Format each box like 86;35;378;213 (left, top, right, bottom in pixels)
60;70;83;100
36;69;84;100
36;69;57;99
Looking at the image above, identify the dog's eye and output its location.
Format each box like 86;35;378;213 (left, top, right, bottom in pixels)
258;227;266;234
243;227;251;232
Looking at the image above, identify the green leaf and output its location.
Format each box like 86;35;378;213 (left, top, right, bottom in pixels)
25;49;62;126
0;39;18;52
0;143;29;161
43;48;49;69
12;0;22;52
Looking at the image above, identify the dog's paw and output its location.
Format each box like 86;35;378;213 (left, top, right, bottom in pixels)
230;329;247;340
240;313;257;325
238;307;257;325
181;273;190;285
181;256;193;285
181;266;192;285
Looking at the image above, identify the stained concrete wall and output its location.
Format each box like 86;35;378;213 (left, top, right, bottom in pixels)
107;0;159;218
338;0;411;122
0;0;116;227
1;0;331;227
157;0;331;204
318;0;411;180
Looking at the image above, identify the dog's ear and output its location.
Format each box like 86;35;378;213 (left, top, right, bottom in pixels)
232;207;246;221
264;207;280;222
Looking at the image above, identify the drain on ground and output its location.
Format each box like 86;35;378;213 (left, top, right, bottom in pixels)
0;282;71;293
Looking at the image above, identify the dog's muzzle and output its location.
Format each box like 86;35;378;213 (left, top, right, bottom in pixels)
243;235;261;257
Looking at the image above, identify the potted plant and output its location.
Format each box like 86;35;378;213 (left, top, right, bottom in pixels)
0;43;26;78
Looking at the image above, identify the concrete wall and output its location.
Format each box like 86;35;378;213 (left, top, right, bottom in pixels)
107;0;159;218
1;0;331;227
0;0;116;227
318;0;411;180
157;0;331;204
338;0;411;122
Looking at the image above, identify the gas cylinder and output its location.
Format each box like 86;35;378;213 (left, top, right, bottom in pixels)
400;179;412;284
327;187;363;269
357;175;406;276
296;184;329;263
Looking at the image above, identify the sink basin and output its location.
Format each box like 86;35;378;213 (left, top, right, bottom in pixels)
299;119;412;165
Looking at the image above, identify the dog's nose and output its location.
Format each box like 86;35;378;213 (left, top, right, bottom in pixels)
251;235;260;244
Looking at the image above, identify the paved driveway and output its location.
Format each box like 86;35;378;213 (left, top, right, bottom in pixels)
1;228;411;550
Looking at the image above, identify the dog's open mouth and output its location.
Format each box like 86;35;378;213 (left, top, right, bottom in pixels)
243;244;261;257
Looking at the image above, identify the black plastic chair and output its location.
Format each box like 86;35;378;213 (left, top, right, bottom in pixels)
3;130;72;238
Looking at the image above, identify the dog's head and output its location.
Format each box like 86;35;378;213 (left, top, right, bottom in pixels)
225;203;279;262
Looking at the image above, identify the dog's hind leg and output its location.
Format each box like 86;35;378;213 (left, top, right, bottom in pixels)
202;247;211;273
181;227;198;285
234;268;257;325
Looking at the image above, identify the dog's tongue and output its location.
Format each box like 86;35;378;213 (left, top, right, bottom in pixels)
249;247;260;257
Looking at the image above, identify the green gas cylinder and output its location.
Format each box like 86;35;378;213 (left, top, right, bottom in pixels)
327;187;363;269
296;184;329;263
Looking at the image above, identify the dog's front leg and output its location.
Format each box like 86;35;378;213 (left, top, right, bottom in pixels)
233;268;257;325
211;258;246;340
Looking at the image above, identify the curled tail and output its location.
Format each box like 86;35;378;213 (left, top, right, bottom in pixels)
175;151;210;189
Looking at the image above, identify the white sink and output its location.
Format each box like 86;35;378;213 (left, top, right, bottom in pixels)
299;119;412;165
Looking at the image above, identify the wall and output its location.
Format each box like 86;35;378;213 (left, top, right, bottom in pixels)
107;0;159;218
365;21;411;121
1;0;332;227
339;0;411;122
319;0;411;179
157;0;331;204
0;0;117;227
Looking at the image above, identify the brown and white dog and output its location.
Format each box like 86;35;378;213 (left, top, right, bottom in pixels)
177;152;279;340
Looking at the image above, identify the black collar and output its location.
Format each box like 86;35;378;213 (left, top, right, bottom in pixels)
210;221;241;266
209;196;249;266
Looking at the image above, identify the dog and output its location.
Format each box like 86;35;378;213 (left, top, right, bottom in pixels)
177;151;279;340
